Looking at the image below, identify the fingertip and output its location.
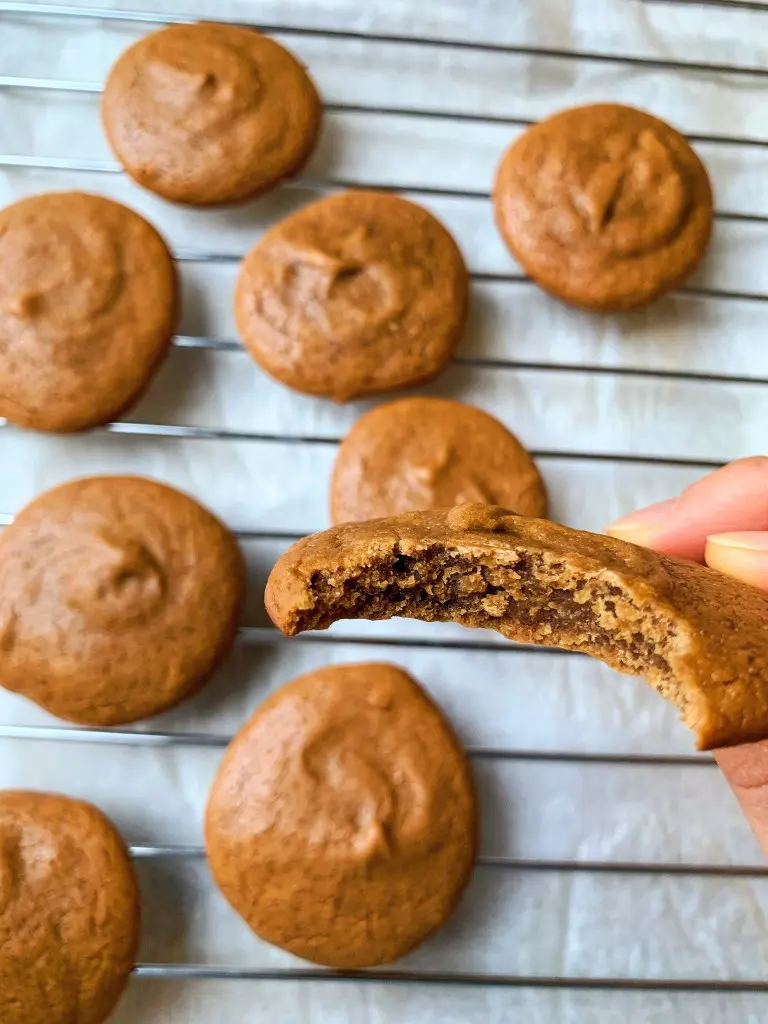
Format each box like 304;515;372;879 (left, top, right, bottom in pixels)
705;532;768;592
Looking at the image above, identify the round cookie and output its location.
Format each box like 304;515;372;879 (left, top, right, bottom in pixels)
205;662;477;968
235;190;469;400
0;192;177;432
493;103;713;311
102;23;322;205
0;476;245;725
331;396;547;524
0;790;140;1024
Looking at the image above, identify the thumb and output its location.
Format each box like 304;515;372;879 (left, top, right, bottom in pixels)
705;532;768;591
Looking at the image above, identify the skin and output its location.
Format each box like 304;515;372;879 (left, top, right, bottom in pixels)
606;456;768;854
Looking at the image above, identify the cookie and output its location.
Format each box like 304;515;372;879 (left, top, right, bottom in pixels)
331;396;547;524
0;476;245;725
206;662;477;968
0;192;177;432
102;23;322;205
0;790;140;1024
493;104;713;311
235;190;469;400
265;503;768;750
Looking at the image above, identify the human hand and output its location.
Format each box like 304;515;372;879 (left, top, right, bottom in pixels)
606;456;768;854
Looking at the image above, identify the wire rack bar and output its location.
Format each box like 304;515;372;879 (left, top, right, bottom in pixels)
168;332;768;386
0;321;760;386
136;248;768;304
176;333;768;385
235;629;577;656
4;1;768;80
6;73;768;154
0;419;727;470
0;723;712;766
132;844;207;858
188;341;768;388
130;964;768;992
0;148;766;227
0;69;766;148
643;0;768;10
128;843;764;877
0;323;755;386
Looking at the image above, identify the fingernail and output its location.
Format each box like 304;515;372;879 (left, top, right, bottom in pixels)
707;532;768;552
605;498;677;539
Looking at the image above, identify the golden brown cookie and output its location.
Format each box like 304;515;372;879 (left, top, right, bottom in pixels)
235;190;469;400
266;503;768;750
0;476;245;725
0;192;177;432
493;104;713;311
331;396;547;524
102;23;322;205
205;662;477;967
0;790;140;1024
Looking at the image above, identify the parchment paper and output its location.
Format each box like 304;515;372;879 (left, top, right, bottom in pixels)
2;2;768;1021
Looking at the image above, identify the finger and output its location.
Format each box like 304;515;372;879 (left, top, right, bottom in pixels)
714;741;768;855
705;532;768;591
605;455;768;562
606;458;768;853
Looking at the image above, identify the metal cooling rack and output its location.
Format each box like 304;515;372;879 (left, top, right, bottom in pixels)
2;0;768;1011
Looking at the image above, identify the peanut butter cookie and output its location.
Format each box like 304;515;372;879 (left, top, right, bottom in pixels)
0;476;245;725
266;503;768;750
493;104;713;310
235;190;468;400
206;662;477;967
0;192;177;432
0;790;139;1024
102;23;322;204
331;396;547;523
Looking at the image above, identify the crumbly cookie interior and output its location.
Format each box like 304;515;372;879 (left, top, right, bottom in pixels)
296;543;687;715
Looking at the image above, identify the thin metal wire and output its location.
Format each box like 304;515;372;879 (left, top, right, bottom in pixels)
643;0;768;10
0;722;713;766
132;844;207;858
131;964;768;992
0;148;764;226
249;629;589;660
176;257;768;305
173;333;768;387
7;72;768;153
130;843;764;877
0;316;756;387
0;75;101;92
0;322;747;388
0;418;727;469
235;628;569;657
